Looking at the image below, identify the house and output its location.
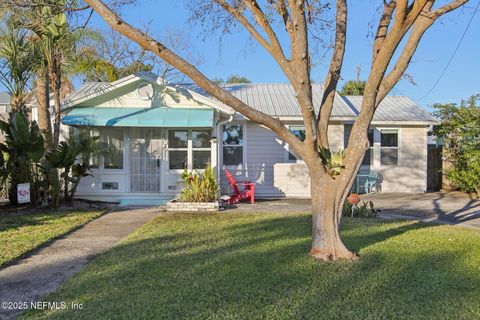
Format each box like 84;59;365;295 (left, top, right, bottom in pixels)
60;73;438;205
0;92;10;143
0;92;9;114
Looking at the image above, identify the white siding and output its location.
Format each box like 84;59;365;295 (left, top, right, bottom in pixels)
376;126;427;193
243;122;286;197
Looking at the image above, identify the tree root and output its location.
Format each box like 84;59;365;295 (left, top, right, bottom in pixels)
309;247;359;262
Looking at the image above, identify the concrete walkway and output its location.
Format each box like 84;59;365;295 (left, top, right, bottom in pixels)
0;207;162;320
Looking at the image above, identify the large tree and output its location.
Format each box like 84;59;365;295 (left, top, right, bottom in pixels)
83;0;469;261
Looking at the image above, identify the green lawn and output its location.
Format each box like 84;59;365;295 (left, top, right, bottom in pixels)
24;212;480;320
0;210;103;267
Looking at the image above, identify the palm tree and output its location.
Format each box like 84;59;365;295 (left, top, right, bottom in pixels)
0;23;35;111
32;8;100;147
339;80;366;96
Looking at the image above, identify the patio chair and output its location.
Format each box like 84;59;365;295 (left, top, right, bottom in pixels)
364;171;381;194
223;169;255;204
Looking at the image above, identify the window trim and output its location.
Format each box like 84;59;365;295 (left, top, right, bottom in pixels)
167;128;212;171
380;128;400;166
221;123;246;167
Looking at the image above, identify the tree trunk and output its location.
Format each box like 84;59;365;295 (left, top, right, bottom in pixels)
52;88;62;148
69;176;81;201
51;60;62;148
309;172;358;261
36;71;53;149
63;168;69;201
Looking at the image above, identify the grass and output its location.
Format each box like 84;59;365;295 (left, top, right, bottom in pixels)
24;212;480;320
0;210;103;267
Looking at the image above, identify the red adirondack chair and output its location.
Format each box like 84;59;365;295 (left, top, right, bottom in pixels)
223;169;255;204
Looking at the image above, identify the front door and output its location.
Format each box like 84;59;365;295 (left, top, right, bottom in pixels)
129;128;163;192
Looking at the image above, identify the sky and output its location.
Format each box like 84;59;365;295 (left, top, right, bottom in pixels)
8;1;480;110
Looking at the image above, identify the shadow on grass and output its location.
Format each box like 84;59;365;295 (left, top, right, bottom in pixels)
26;213;480;320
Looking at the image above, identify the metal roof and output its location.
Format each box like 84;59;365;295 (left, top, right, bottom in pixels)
342;96;437;123
65;80;436;123
65;82;110;103
0;92;10;105
184;83;356;118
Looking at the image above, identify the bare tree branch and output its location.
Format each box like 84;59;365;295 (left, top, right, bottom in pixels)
377;0;470;102
267;0;294;38
317;0;347;149
242;0;289;66
372;0;396;62
213;0;273;53
288;0;318;159
428;0;470;18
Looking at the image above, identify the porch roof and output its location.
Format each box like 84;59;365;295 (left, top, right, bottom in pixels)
62;107;214;127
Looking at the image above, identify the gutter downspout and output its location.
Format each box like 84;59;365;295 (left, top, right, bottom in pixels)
216;113;235;181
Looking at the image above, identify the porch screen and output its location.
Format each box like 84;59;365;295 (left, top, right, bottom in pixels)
130;128;163;192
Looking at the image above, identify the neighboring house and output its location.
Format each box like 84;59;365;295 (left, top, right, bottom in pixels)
0;92;10;143
60;73;438;204
0;92;10;114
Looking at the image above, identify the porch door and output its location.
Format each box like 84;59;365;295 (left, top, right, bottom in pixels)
129;128;163;192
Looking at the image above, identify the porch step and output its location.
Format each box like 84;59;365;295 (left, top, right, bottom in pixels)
118;196;173;207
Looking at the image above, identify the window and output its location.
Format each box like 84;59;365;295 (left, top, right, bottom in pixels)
103;128;124;169
344;125;374;166
81;128;100;168
381;129;399;165
168;129;212;170
192;130;211;169
77;128;124;170
288;126;305;160
223;124;243;166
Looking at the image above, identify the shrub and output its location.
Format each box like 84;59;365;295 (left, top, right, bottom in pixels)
0;110;45;205
179;165;219;202
434;96;480;194
47;129;108;202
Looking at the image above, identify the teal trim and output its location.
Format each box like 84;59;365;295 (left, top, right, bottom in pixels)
62;107;214;127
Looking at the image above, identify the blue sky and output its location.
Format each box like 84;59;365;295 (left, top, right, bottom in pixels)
12;1;480;110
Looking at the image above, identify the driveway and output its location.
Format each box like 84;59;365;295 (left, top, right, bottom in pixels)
230;192;480;229
363;192;480;228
